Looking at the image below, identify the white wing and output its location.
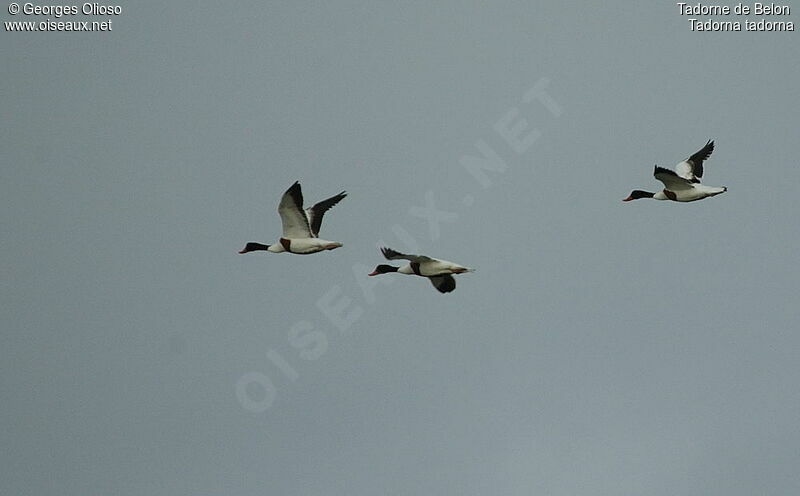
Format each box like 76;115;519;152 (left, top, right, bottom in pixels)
654;166;694;191
674;160;696;182
278;182;313;238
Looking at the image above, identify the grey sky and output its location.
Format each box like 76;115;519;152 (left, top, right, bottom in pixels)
2;2;799;495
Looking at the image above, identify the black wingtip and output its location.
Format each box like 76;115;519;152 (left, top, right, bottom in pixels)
654;165;680;177
690;140;715;162
284;181;305;206
380;246;404;260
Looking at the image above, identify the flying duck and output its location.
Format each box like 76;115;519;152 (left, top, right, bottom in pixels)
368;247;474;293
239;181;346;255
624;140;727;202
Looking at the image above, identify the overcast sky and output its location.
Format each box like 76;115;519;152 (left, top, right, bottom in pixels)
2;2;799;495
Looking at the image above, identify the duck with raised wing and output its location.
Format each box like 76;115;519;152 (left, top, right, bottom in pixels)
239;181;346;255
624;140;727;202
368;247;474;294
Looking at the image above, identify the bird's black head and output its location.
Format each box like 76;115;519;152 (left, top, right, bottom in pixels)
368;264;399;276
623;190;655;202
